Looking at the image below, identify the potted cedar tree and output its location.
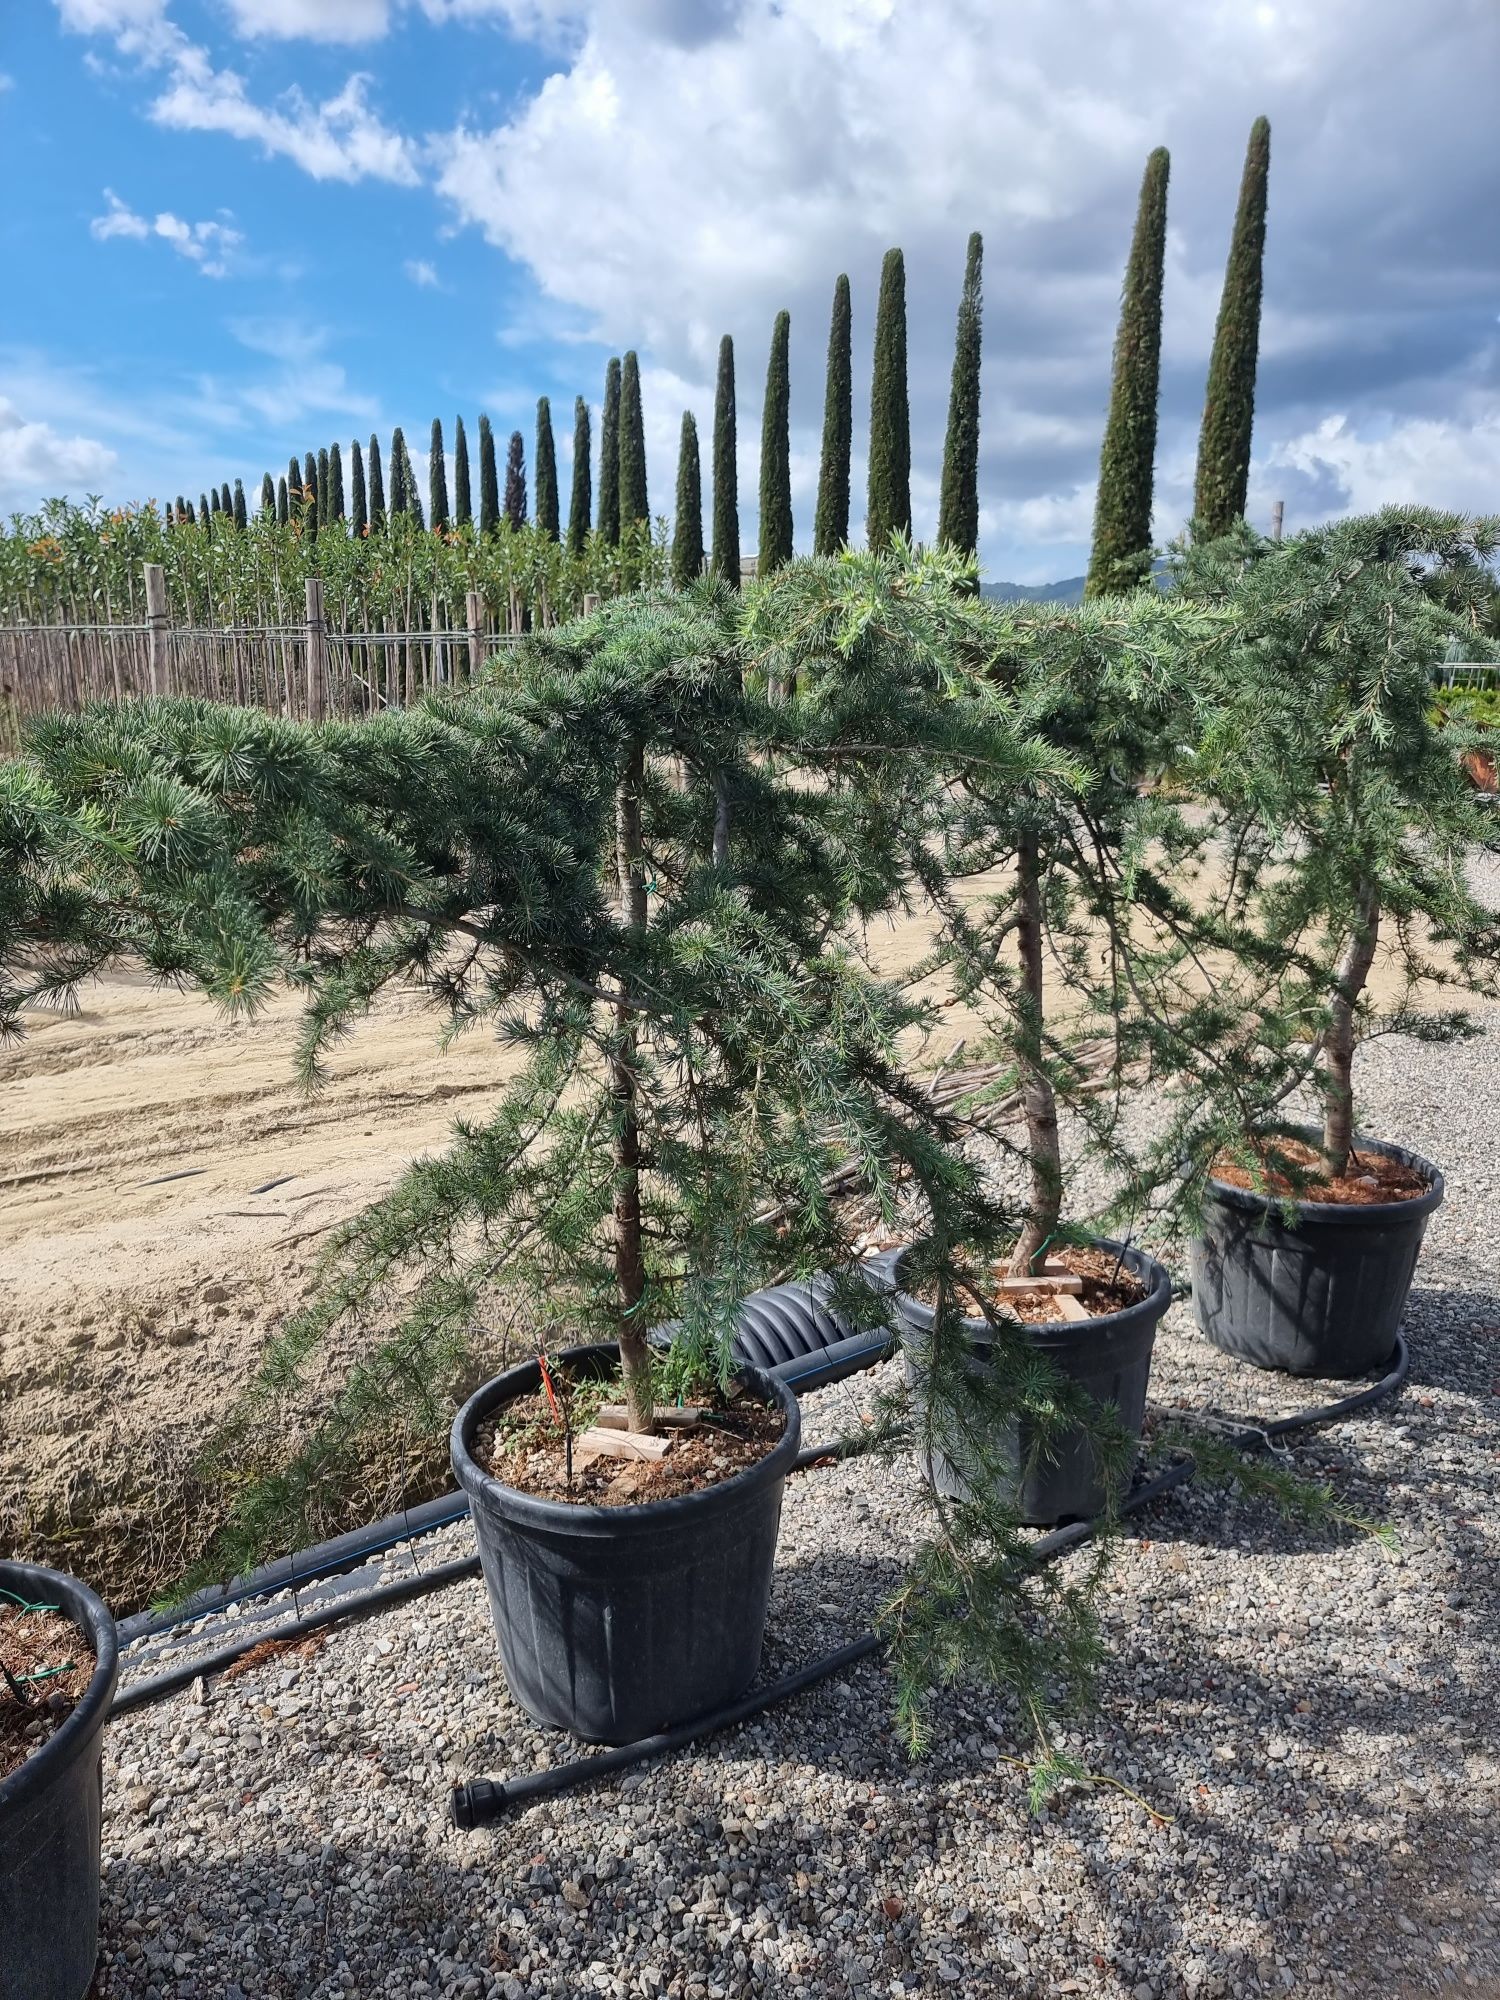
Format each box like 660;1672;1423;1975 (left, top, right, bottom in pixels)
1176;509;1500;1375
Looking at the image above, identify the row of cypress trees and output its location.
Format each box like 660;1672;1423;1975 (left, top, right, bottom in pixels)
1085;117;1272;597
174;124;1267;593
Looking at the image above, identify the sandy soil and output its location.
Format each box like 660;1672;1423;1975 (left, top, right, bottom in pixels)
0;885;1452;1610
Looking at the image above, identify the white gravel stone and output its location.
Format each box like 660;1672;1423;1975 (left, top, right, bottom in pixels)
93;978;1500;1998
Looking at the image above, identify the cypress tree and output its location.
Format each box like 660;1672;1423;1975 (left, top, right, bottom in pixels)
259;472;275;515
618;351;648;535
233;477;247;530
534;397;559;540
328;442;345;522
1194;116;1271;541
1085;149;1170;599
304;452;317;507
404;432;425;530
350;440;368;537
671;410;704;590
937;231;983;562
758;310;793;575
174;495;187;523
389;429;409;516
277;476;289;525
429;418;449;531
711;334;740;587
567;396;591;555
453;417;472;528
220;480;233;516
597;357;622;545
867;248;911;547
198;494;210;527
210;487;221;516
288;455;302;511
813;274;852;556
367;434;385;532
316;449;329;523
504;430;527;529
478;414;499;536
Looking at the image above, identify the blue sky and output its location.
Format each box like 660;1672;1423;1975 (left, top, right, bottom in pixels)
4;0;1499;582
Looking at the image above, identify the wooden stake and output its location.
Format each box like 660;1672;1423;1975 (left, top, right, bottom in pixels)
595;1404;704;1431
144;562;169;698
574;1427;672;1463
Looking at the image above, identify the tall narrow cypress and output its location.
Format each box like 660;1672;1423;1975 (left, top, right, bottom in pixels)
304;452;317;507
429;419;449;531
316;450;329;523
478;414;499;536
404;432;425;530
350;439;368;537
534;397;559;540
758;310;793;575
1085;149;1170;599
453;417;472;527
328;442;345;522
937;232;983;562
367;434;385;531
288;455;302;510
233;478;247;530
711;334;739;587
259;472;275;514
276;476;289;525
504;430;527;529
1194;116;1271;540
199;494;211;527
617;352;648;535
597;357;622;545
220;480;233;517
672;411;704;589
867;248;911;547
389;430;409;516
210;487;221;515
813;274;852;556
567;396;591;555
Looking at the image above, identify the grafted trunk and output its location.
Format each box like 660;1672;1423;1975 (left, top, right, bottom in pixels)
613;738;654;1432
1321;876;1380;1180
1009;834;1063;1277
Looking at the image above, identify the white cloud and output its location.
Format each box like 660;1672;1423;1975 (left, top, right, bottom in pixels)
222;0;393;40
404;257;440;287
1259;406;1500;526
0;396;118;510
151;64;419;184
89;189;243;275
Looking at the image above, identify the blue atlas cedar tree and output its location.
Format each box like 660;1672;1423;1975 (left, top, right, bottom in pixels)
504;430;527;529
937;232;983;563
534;397;559;540
671;410;704;589
478;414;499;536
866;248;911;547
453;417;472;527
597;357;622;545
350;439;368;537
367;435;385;531
429;419;450;531
1194;117;1271;541
328;442;345;522
1084;148;1170;599
711;334;740;587
813;273;852;556
567;396;591;555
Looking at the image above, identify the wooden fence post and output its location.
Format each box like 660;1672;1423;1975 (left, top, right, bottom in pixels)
582;593;601;616
305;577;327;723
467;591;484;680
1270;499;1285;543
144;563;169;697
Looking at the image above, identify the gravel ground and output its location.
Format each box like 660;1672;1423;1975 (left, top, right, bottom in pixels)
93;1005;1500;2000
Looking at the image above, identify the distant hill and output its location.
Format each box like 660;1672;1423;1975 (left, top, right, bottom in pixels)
981;576;1086;605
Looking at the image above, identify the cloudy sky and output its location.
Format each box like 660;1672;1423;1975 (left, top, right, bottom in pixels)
3;0;1498;582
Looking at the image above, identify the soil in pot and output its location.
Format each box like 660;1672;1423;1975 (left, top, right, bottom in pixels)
473;1371;786;1507
0;1600;96;1785
1191;1128;1443;1378
908;1243;1147;1324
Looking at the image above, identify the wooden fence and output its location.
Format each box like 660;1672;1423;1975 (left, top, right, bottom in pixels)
0;566;588;753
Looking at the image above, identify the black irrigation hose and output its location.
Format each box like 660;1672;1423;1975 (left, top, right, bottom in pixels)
449;1346;1407;1829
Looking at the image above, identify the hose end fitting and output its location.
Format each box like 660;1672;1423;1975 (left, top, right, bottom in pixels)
451;1779;504;1830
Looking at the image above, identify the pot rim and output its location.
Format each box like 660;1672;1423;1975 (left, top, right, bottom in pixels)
451;1340;802;1534
0;1561;119;1822
1203;1126;1445;1225
891;1235;1173;1344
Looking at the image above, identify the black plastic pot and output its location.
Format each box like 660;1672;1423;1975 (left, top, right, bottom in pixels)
892;1241;1171;1526
0;1561;118;2000
451;1344;801;1745
1190;1128;1443;1377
